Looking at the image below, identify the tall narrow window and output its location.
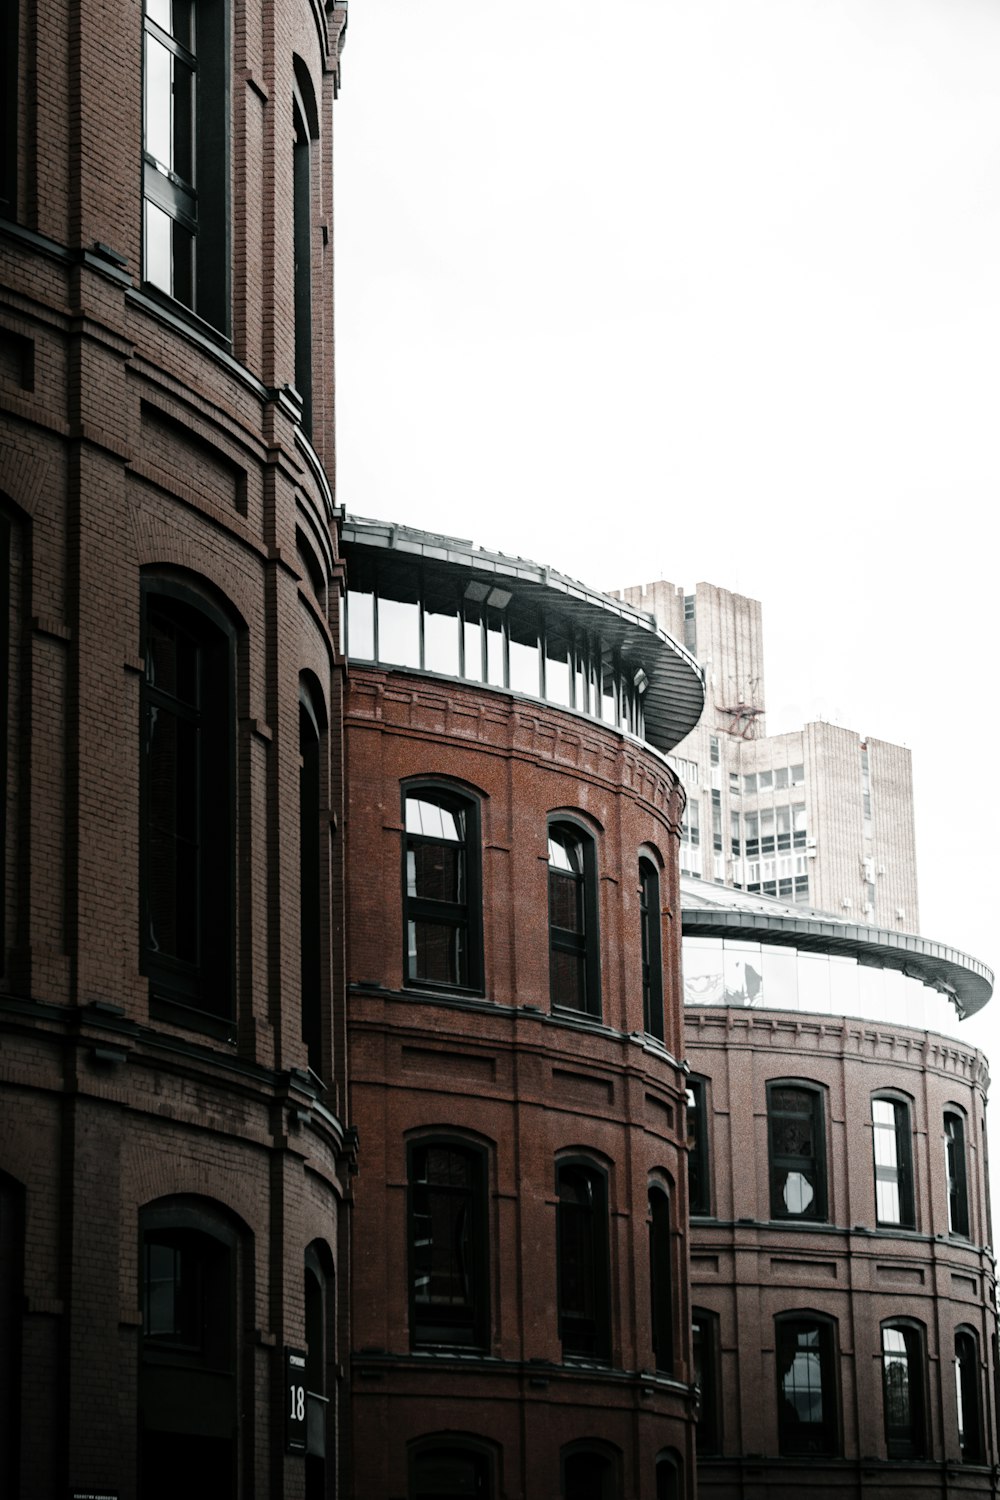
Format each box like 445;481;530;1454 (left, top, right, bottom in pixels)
686;1078;710;1217
767;1083;827;1222
139;1202;238;1499
557;1162;610;1361
0;2;16;218
955;1327;984;1464
304;1244;333;1500
639;858;664;1041
0;1176;23;1496
692;1309;721;1455
648;1185;673;1374
776;1315;839;1456
548;821;600;1016
141;584;235;1030
408;1141;488;1349
300;686;324;1076
881;1321;926;1458
562;1445;617;1500
411;1446;491;1499
0;508;12;966
655;1452;682;1500
403;787;481;991
292;63;318;436
945;1111;970;1237
143;0;229;331
872;1095;914;1228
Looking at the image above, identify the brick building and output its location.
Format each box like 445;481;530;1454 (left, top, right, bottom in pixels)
1;0;353;1496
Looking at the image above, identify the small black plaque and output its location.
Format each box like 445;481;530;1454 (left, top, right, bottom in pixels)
286;1345;308;1453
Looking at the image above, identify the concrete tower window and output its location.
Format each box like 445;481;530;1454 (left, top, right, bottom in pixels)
775;1315;839;1456
408;1140;489;1350
639;857;664;1041
881;1321;926;1459
945;1110;970;1238
548;822;600;1016
142;0;230;332
767;1083;827;1221
872;1095;915;1228
403;787;482;992
141;582;235;1032
955;1327;985;1464
556;1162;611;1362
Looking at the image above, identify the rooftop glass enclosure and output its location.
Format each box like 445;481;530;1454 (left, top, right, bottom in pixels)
683;935;974;1038
341;518;705;755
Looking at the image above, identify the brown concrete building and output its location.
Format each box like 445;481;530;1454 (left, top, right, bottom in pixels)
341;518;705;1500
681;879;997;1500
1;1;352;1496
614;581;920;932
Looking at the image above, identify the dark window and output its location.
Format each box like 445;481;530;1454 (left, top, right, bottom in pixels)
403;787;482;991
562;1446;616;1500
0;509;11;966
692;1309;721;1455
548;821;600;1016
872;1095;914;1228
655;1451;682;1500
956;1327;984;1464
557;1162;610;1361
300;686;324;1075
411;1446;491;1499
139;1203;238;1500
648;1186;673;1374
304;1244;333;1500
639;858;663;1041
767;1083;827;1221
686;1078;710;1216
142;0;229;332
945;1111;970;1237
0;2;16;217
776;1315;839;1456
408;1141;489;1349
0;1176;24;1495
141;584;235;1030
292;97;313;434
881;1321;926;1459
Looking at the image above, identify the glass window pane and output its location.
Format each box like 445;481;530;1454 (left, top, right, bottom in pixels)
145;198;173;292
485;609;505;686
508;614;539;694
347;571;376;659
378;595;420;668
424;585;460;676
145;34;173;168
462;608;484;682
545;621;571;708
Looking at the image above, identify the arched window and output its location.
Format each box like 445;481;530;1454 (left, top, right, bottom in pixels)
686;1076;710;1217
955;1326;984;1464
403;785;482;991
692;1308;721;1454
639;856;664;1041
410;1442;492;1498
561;1442;619;1500
945;1109;970;1238
139;1199;242;1499
647;1184;673;1374
872;1094;915;1228
292;60;319;437
0;503;17;968
300;681;326;1075
548;820;600;1017
655;1450;682;1500
140;579;235;1033
304;1243;334;1500
767;1082;827;1222
0;1174;24;1495
142;0;229;332
775;1313;839;1456
408;1140;489;1349
556;1161;610;1362
881;1320;926;1458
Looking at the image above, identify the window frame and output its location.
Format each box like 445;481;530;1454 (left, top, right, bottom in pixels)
560;1440;620;1500
880;1318;927;1459
556;1158;611;1363
639;855;664;1041
401;782;484;995
0;1173;24;1496
647;1182;674;1374
299;680;327;1076
766;1081;828;1223
775;1312;840;1457
407;1137;490;1351
140;577;236;1036
871;1092;915;1230
409;1439;493;1499
547;817;601;1018
945;1108;971;1239
692;1307;722;1455
955;1325;985;1464
686;1077;711;1218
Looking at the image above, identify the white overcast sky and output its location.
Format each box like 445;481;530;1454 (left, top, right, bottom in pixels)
335;1;1000;1062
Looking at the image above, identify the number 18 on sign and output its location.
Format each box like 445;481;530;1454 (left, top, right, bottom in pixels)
285;1346;307;1453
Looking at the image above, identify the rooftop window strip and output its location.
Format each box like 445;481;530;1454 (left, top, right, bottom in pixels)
344;562;647;738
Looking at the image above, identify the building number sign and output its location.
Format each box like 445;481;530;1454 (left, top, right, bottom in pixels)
285;1346;307;1453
